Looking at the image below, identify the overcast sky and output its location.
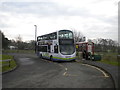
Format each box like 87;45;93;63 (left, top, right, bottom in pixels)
0;0;119;42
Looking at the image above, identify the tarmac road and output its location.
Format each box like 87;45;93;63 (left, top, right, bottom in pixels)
2;53;114;88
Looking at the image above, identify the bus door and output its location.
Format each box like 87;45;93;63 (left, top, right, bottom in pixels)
50;45;54;53
48;44;51;53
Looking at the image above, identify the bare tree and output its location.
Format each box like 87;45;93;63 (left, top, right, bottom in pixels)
15;34;22;42
91;38;118;52
15;35;24;50
72;29;85;42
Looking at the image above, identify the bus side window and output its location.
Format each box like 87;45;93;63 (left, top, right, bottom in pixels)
43;46;47;52
48;45;50;53
54;45;58;53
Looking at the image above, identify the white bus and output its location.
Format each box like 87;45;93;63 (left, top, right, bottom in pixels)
36;30;76;61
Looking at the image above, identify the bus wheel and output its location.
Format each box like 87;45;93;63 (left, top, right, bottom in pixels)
39;54;42;59
50;56;53;61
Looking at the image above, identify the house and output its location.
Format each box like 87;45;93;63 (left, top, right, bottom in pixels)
8;46;17;50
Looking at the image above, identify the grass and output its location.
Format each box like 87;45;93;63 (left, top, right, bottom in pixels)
1;49;34;73
96;52;118;61
99;60;120;66
0;54;17;73
95;52;120;66
76;51;120;66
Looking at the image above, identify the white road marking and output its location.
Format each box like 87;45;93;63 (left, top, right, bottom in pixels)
40;59;109;77
82;64;109;77
65;68;68;71
63;72;67;76
58;64;79;77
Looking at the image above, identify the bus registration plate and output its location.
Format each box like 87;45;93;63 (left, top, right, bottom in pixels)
65;56;71;58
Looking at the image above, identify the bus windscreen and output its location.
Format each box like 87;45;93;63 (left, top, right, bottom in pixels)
59;30;73;39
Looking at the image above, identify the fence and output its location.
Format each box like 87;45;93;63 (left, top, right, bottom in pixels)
0;59;12;67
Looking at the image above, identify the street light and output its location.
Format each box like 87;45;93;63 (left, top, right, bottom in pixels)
34;25;37;53
34;25;37;42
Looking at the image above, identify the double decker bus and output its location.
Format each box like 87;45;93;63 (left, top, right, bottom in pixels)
36;30;76;61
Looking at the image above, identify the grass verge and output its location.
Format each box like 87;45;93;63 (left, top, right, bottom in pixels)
0;54;17;73
98;60;120;66
76;52;120;66
96;52;120;66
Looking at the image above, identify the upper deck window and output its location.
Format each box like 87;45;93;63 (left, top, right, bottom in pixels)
37;36;42;41
59;30;73;39
37;32;57;41
49;32;57;39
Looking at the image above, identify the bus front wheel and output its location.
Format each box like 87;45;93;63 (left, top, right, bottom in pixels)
50;56;53;61
39;54;42;59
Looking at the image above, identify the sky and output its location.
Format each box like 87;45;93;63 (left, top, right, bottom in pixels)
0;0;119;42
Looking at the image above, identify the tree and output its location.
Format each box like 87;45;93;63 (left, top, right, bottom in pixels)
91;38;118;52
72;29;86;42
15;34;22;42
27;40;35;50
15;35;24;50
1;31;10;49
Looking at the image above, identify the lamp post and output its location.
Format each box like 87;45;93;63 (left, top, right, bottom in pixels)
34;25;37;42
34;25;37;53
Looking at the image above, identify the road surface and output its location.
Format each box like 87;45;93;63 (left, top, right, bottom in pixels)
2;53;114;88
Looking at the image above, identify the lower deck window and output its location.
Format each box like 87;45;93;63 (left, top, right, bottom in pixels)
38;46;47;52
